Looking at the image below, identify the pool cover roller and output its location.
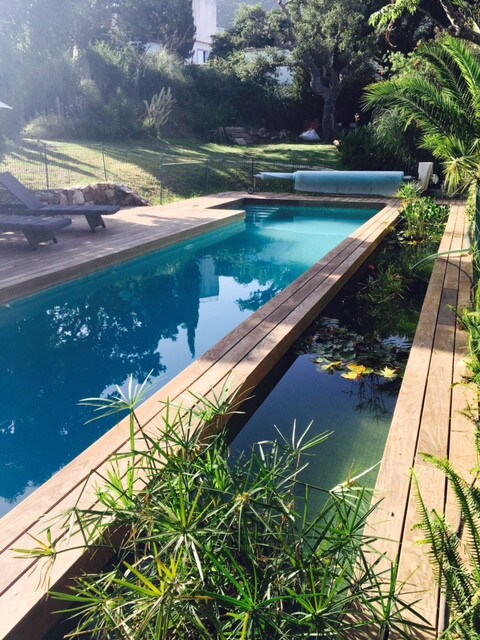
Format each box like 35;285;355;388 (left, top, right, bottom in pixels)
256;170;405;196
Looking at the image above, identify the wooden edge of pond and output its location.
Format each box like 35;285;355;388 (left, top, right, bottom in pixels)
357;201;473;639
0;195;400;639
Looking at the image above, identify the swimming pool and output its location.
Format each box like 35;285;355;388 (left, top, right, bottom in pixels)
0;203;379;515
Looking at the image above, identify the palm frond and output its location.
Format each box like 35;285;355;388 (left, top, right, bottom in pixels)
363;35;480;194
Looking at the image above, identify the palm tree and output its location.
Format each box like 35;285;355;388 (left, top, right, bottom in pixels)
363;36;480;193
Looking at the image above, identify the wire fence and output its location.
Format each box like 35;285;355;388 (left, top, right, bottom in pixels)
0;139;332;204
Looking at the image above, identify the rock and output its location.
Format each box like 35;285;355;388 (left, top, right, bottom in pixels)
114;184;149;206
458;357;475;379
34;182;150;207
72;189;85;205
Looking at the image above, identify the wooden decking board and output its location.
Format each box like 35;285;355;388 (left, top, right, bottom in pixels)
0;195;400;639
396;204;468;631
0;205;247;303
363;205;460;560
360;202;472;638
0;194;388;304
435;206;475;636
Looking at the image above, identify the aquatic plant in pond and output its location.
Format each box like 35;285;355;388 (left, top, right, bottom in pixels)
20;384;428;639
298;317;411;382
397;192;449;244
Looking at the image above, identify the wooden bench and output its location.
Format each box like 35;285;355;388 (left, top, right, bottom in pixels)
0;214;72;247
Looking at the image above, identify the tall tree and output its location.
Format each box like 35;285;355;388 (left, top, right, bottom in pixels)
280;0;379;141
114;0;196;60
370;0;480;46
212;0;380;141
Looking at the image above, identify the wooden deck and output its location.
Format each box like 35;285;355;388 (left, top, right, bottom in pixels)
361;201;474;638
0;194;248;304
0;194;399;639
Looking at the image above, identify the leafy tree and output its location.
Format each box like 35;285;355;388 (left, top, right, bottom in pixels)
212;4;279;57
370;0;480;46
212;0;380;142
216;0;278;29
363;36;480;193
113;0;195;59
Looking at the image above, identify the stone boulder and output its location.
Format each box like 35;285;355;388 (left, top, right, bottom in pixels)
36;182;150;207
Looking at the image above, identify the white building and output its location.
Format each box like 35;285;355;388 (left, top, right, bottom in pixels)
191;0;217;64
145;0;218;64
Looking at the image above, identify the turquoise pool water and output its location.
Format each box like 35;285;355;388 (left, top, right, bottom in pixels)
0;204;378;515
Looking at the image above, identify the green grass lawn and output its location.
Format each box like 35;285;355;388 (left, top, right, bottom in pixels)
1;137;340;204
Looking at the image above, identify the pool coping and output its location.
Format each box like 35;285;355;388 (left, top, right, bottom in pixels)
0;194;399;639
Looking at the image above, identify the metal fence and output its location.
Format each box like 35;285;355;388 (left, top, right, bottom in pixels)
0;139;332;204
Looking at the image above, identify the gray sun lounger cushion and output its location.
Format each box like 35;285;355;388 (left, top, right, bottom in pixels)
0;172;120;232
0;214;72;248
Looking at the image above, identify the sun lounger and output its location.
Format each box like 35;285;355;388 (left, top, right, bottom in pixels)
0;213;72;248
0;172;120;232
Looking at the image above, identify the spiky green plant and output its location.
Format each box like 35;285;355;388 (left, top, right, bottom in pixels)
144;87;174;139
16;380;430;639
413;441;480;639
363;36;480;193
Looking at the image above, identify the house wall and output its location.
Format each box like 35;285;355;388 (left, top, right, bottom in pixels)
191;0;217;64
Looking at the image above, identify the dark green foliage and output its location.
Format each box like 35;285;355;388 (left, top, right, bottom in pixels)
211;0;382;141
75;82;140;140
334;222;442;338
23;115;78;140
338;126;386;170
363;36;480;193
216;0;279;29
338;108;424;172
113;0;195;59
20;53;81;122
370;0;480;47
413;446;480;639
211;4;281;57
397;187;450;243
88;42;141;99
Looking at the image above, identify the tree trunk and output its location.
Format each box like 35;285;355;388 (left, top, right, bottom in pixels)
321;95;337;143
308;63;342;143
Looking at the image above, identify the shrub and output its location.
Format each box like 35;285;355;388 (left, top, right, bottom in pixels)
338;110;425;173
338;125;384;170
75;81;139;140
23;114;78;140
396;186;449;242
19;380;425;639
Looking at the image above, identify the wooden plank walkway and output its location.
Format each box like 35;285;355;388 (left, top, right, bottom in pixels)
0;195;399;639
362;201;474;638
